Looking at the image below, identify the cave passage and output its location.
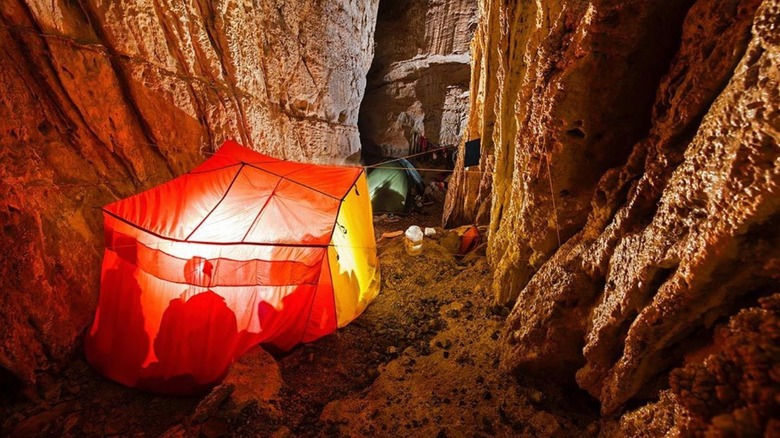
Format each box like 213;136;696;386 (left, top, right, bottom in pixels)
357;0;474;163
1;0;779;436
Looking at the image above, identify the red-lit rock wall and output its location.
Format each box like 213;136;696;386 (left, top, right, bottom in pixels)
446;0;779;429
0;0;378;391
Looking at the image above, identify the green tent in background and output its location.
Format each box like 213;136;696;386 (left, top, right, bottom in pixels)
367;159;424;214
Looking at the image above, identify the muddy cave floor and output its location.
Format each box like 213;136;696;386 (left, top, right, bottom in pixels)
1;207;601;437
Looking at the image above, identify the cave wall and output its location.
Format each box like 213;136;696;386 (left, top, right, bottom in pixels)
0;0;379;391
441;0;495;227
612;293;780;435
446;0;779;425
358;0;477;157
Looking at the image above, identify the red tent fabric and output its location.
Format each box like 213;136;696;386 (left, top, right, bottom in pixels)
85;141;380;394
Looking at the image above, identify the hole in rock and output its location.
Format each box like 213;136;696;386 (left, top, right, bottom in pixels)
0;367;22;402
37;120;52;135
566;128;586;139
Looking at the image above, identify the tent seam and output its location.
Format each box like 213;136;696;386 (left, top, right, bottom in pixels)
185;164;245;241
326;169;364;240
131;266;321;288
240;176;284;243
118;238;325;267
102;210;330;248
187;162;243;175
242;161;360;201
299;251;330;345
329;246;339;330
325;171;363;329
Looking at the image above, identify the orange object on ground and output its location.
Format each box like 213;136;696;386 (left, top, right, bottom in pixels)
85;141;380;395
459;226;481;256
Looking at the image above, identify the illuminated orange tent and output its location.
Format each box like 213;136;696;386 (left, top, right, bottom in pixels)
85;141;380;394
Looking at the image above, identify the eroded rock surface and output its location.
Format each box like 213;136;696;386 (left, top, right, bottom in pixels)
358;0;477;157
0;0;378;391
446;0;779;417
610;294;780;436
445;0;691;232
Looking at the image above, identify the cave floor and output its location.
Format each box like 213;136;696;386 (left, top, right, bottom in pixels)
1;205;598;437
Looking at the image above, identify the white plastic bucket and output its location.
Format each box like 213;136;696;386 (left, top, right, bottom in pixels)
404;226;424;256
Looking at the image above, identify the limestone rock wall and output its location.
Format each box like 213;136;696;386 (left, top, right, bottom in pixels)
0;0;378;391
611;293;780;436
358;0;477;157
446;0;779;418
448;0;694;298
441;0;495;227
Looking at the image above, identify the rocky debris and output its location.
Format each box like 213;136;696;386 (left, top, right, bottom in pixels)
189;385;235;425
0;0;379;390
358;0;477;157
159;347;284;437
6;402;70;437
318;238;592;437
223;347;282;416
0;359;198;437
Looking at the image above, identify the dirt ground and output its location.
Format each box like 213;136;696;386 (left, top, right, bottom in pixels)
0;205;599;437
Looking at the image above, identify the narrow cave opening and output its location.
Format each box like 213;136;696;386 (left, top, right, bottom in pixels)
357;0;476;165
0;367;22;403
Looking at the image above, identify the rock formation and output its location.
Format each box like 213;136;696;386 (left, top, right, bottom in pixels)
446;0;779;426
358;0;477;157
441;0;496;228
611;294;780;435
0;0;378;392
2;0;778;433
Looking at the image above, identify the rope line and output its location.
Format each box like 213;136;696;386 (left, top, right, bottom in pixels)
365;166;485;174
18;141;486;192
364;145;451;168
18;165;485;191
545;156;562;248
